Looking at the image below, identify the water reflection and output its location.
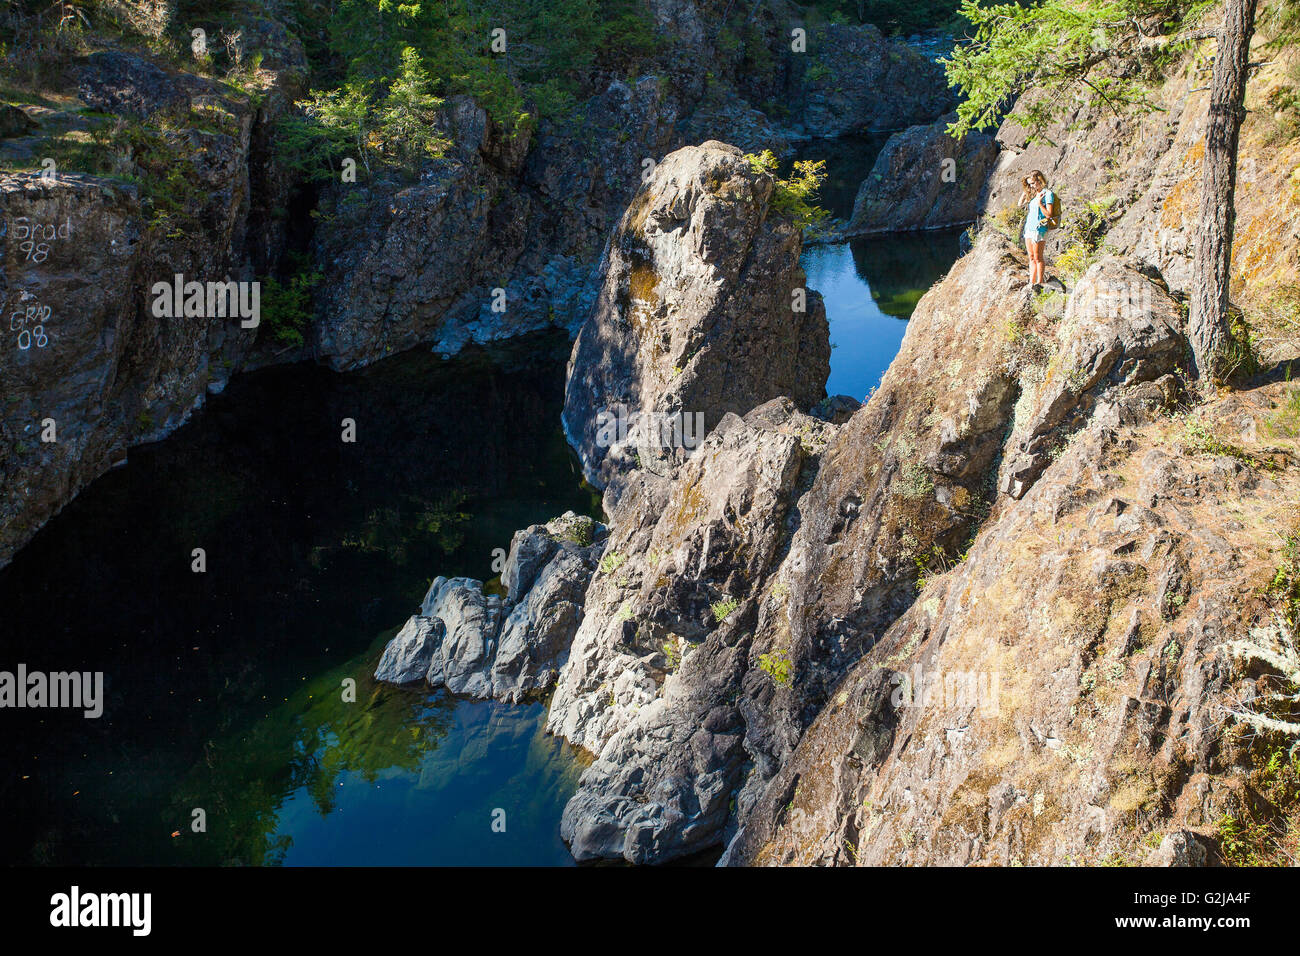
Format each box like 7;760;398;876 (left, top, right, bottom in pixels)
803;230;965;402
0;331;598;865
169;640;584;866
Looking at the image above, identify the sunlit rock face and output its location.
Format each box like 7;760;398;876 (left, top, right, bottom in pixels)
375;513;607;704
562;141;830;492
845;113;999;236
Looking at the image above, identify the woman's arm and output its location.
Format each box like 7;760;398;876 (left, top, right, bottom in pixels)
1036;192;1051;217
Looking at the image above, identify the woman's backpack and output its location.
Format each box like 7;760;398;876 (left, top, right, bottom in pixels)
1042;191;1061;230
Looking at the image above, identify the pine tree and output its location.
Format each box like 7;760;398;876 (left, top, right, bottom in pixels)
1188;0;1258;388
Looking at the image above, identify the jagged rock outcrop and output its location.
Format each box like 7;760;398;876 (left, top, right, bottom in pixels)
845;113;999;235
726;375;1299;865
562;141;830;490
549;399;834;861
375;513;606;703
999;258;1186;498
78;50;202;119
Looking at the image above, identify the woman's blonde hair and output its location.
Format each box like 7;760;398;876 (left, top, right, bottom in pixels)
1028;169;1048;187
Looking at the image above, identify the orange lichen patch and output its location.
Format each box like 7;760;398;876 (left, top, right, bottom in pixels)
1229;149;1300;293
667;469;708;541
1231;222;1293;291
1159;172;1200;229
622;260;662;342
627;262;660;304
623;188;654;233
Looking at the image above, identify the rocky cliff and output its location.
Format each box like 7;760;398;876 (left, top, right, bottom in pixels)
844;112;999;236
0;0;956;568
0;42;302;569
562;140;830;490
374;513;607;703
727;370;1298;865
710;33;1300;867
544;218;1297;865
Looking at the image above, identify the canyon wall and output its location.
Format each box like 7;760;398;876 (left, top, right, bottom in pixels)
0;0;954;568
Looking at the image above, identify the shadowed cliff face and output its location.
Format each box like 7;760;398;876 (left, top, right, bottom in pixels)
845;112;999;236
0;59;287;570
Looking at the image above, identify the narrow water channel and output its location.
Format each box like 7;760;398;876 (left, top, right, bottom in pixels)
795;135;967;401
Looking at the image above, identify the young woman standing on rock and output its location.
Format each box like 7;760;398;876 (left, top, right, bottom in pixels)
1018;170;1060;291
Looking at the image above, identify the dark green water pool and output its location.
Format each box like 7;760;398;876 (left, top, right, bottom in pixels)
0;331;596;865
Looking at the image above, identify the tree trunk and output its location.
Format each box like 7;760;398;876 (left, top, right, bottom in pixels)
1188;0;1258;388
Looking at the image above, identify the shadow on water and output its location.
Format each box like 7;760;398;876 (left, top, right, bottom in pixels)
0;330;598;865
793;132;893;221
